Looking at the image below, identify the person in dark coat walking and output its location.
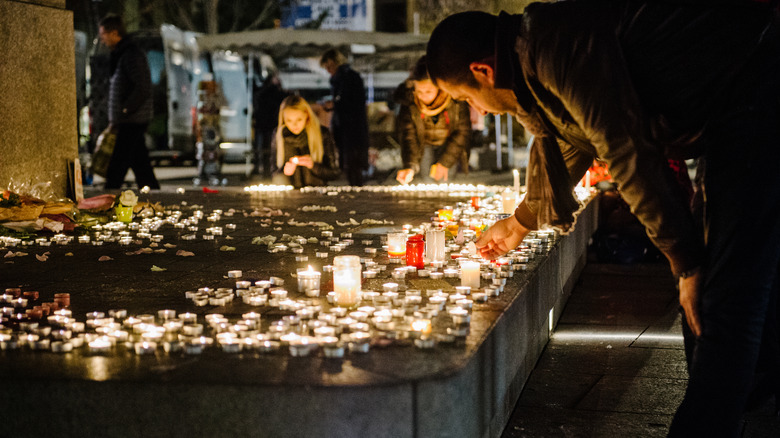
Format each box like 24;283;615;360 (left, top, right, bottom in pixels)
427;4;779;436
320;49;369;186
252;72;288;178
98;14;159;190
270;95;340;189
393;56;471;184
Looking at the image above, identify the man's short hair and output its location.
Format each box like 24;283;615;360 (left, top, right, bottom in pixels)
99;14;127;37
320;48;346;66
427;11;497;87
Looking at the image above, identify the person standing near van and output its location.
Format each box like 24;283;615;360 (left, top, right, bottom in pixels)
320;49;369;186
98;14;160;190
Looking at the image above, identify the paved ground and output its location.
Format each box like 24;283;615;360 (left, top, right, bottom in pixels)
502;259;780;438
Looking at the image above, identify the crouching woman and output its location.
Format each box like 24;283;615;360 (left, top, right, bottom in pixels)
271;95;341;188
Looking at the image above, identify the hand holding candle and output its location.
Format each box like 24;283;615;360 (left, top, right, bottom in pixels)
396;168;414;185
475;215;530;260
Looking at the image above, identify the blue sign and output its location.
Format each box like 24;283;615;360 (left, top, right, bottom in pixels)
282;0;371;31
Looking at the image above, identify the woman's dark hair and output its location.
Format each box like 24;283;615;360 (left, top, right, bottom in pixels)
99;14;127;37
409;55;430;82
426;11;497;87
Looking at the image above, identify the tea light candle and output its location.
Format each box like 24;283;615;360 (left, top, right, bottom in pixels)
88;336;112;354
448;293;467;304
411;319;432;337
382;282;399;293
449;307;471;325
428;295;447;310
297;266;321;294
322;337;345;358
472;292;488;303
414;337;436;349
349;332;371;353
134;341;157;355
444;268;459;278
460;260;481;290
228;270;242;278
429;272;444;280
455;286;472;296
50;340;73;353
289;337;316;357
330;307;348;318
456;299;474;310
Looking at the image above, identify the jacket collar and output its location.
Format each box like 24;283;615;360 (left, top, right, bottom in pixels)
494;11;536;114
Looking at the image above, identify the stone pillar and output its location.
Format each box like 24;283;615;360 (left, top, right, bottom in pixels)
0;0;77;200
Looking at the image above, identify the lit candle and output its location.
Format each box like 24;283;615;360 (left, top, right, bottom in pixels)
387;232;407;258
88;336;112;354
297;266;321;295
133;341;157;355
501;189;517;214
460;260;481;290
449;307;471;325
411;319;432;337
437;208;454;221
513;169;520;194
333;255;361;308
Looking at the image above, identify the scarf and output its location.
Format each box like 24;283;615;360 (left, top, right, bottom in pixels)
415;91;451;117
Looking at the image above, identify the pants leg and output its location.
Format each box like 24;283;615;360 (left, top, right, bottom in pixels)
346;150;364;186
123;124;160;189
104;126;133;189
669;58;780;437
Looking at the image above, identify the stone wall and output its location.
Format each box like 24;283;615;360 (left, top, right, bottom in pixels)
0;0;76;200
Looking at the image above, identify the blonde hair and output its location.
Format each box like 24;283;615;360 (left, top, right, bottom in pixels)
276;95;324;168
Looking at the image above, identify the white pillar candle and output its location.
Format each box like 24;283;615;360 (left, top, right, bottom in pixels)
513;169;520;194
333;255;361;308
460;260;481;290
425;229;446;263
501;189;518;214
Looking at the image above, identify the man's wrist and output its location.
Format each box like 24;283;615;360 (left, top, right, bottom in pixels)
677;266;700;281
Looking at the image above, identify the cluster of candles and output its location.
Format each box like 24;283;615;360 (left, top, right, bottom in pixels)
0;189;570;358
0;222;553;357
243;183;513;198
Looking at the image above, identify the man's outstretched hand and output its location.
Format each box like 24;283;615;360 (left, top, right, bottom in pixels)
475;214;531;259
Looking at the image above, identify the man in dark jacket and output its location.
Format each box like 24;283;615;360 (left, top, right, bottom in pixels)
98;14;159;190
393;56;471;184
252;73;287;178
320;49;370;186
427;2;779;436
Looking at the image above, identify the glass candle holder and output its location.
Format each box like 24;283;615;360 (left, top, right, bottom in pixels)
406;234;425;269
501;189;518;214
425;229;446;263
460;260;481;290
333;255;361;308
387;232;407;258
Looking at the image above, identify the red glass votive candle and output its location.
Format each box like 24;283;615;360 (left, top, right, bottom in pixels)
406;234;425;269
